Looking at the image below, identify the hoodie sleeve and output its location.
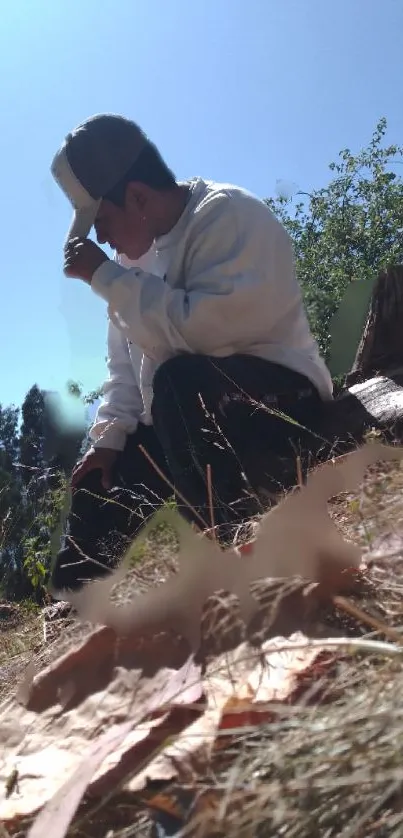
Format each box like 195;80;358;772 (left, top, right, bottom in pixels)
89;318;144;451
90;192;294;360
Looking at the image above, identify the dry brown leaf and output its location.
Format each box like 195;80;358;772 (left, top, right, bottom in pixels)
26;717;154;838
0;635;203;828
2;625;345;833
130;632;335;799
26;653;204;838
66;443;403;651
215;633;334;734
144;634;336;832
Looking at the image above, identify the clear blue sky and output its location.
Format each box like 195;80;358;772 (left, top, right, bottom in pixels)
1;0;402;409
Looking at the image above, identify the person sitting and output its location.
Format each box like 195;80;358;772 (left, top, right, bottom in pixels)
49;113;332;594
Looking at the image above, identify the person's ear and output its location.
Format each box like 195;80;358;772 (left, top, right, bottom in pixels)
125;182;147;214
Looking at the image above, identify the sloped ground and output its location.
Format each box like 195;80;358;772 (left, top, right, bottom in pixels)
1;453;403;837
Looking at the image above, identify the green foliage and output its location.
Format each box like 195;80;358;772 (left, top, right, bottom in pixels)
67;379;103;405
84;386;103;405
21;471;67;595
267;118;403;358
0;405;19;471
19;385;45;485
66;380;82;400
0;383;85;602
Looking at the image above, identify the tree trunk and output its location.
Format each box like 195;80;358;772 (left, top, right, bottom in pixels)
345;265;403;386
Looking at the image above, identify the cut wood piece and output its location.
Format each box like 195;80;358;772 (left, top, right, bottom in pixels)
346;265;403;386
319;370;403;456
245;372;403;496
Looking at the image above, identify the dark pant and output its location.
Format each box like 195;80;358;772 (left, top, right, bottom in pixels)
50;354;322;593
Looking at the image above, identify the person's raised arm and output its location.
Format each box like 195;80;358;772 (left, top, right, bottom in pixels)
89;195;292;359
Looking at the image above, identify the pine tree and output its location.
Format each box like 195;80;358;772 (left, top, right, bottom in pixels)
0;403;25;599
19;385;46;487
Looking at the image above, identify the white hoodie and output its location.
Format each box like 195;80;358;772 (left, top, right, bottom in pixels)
89;178;333;451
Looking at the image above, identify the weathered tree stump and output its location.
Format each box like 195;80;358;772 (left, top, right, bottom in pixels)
345;265;403;386
321;264;403;455
320;370;403;453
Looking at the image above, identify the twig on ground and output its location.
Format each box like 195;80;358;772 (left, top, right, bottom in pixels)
138;444;208;530
333;595;403;644
257;635;403;657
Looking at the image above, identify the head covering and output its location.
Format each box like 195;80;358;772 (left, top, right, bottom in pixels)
51;113;149;242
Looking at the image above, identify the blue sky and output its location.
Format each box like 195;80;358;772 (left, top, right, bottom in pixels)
1;0;403;410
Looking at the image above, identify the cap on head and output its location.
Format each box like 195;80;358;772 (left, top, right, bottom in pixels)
51;114;149;243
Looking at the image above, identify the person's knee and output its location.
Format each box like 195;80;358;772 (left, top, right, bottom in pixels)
153;354;207;391
152;354;209;416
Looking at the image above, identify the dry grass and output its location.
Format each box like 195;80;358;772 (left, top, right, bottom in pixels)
0;605;43;703
162;458;403;838
2;456;403;836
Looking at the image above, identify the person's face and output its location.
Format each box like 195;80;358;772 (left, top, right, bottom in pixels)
94;184;155;259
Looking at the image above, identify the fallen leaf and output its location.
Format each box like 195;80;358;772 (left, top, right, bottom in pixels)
146;635;338;835
65;444;403;651
1;639;203;828
27;717;150;838
217;632;335;734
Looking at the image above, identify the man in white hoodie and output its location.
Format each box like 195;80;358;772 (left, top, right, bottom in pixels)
50;113;333;594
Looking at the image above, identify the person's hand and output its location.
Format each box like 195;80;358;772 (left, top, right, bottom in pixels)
71;447;118;490
64;238;109;283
